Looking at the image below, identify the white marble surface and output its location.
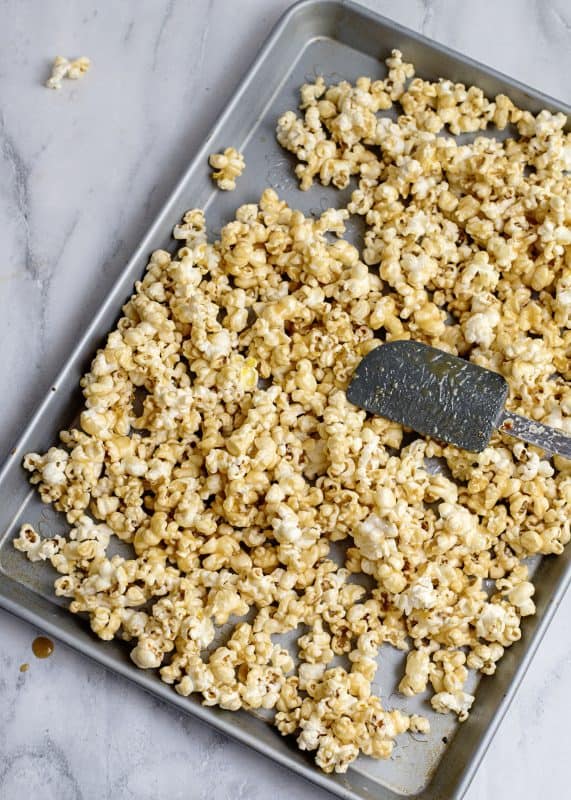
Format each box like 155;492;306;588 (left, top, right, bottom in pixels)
0;1;570;798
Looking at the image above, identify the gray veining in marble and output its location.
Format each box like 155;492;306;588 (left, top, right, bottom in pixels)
1;1;570;798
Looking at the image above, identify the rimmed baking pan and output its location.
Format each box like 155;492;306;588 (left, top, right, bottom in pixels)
1;2;569;797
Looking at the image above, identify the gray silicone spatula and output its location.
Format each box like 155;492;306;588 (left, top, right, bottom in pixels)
347;340;571;457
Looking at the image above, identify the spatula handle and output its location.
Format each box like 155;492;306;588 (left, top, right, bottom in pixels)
498;410;571;459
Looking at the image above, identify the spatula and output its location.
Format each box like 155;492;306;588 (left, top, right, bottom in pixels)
347;340;571;457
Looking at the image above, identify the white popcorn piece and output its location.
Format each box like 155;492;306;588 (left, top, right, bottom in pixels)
463;308;500;349
272;504;303;545
475;603;514;643
395;576;437;615
353;513;397;561
130;640;163;670
431;691;475;721
46;55;90;90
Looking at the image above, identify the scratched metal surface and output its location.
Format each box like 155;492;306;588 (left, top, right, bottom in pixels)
0;3;570;799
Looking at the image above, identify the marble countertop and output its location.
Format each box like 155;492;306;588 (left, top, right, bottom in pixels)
1;1;570;798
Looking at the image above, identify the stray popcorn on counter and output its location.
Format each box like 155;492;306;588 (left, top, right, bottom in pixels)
45;55;91;90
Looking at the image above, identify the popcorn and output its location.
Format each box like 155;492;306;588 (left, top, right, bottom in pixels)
463;308;500;349
13;524;63;562
15;46;571;777
399;649;430;696
410;714;430;734
209;147;245;190
431;690;475;721
475;603;521;645
45;55;90;89
280;665;412;772
506;581;536;616
395;576;437;616
130;639;164;670
272;504;303;545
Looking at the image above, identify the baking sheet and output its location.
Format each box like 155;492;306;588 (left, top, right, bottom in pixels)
0;2;569;798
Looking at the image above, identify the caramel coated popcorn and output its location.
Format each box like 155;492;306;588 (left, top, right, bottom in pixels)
209;147;245;190
45;55;91;90
16;49;570;775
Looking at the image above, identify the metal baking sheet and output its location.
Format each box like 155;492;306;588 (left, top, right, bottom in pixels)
0;2;569;798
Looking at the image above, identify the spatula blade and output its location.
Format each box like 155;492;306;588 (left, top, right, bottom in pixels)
347;340;509;452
